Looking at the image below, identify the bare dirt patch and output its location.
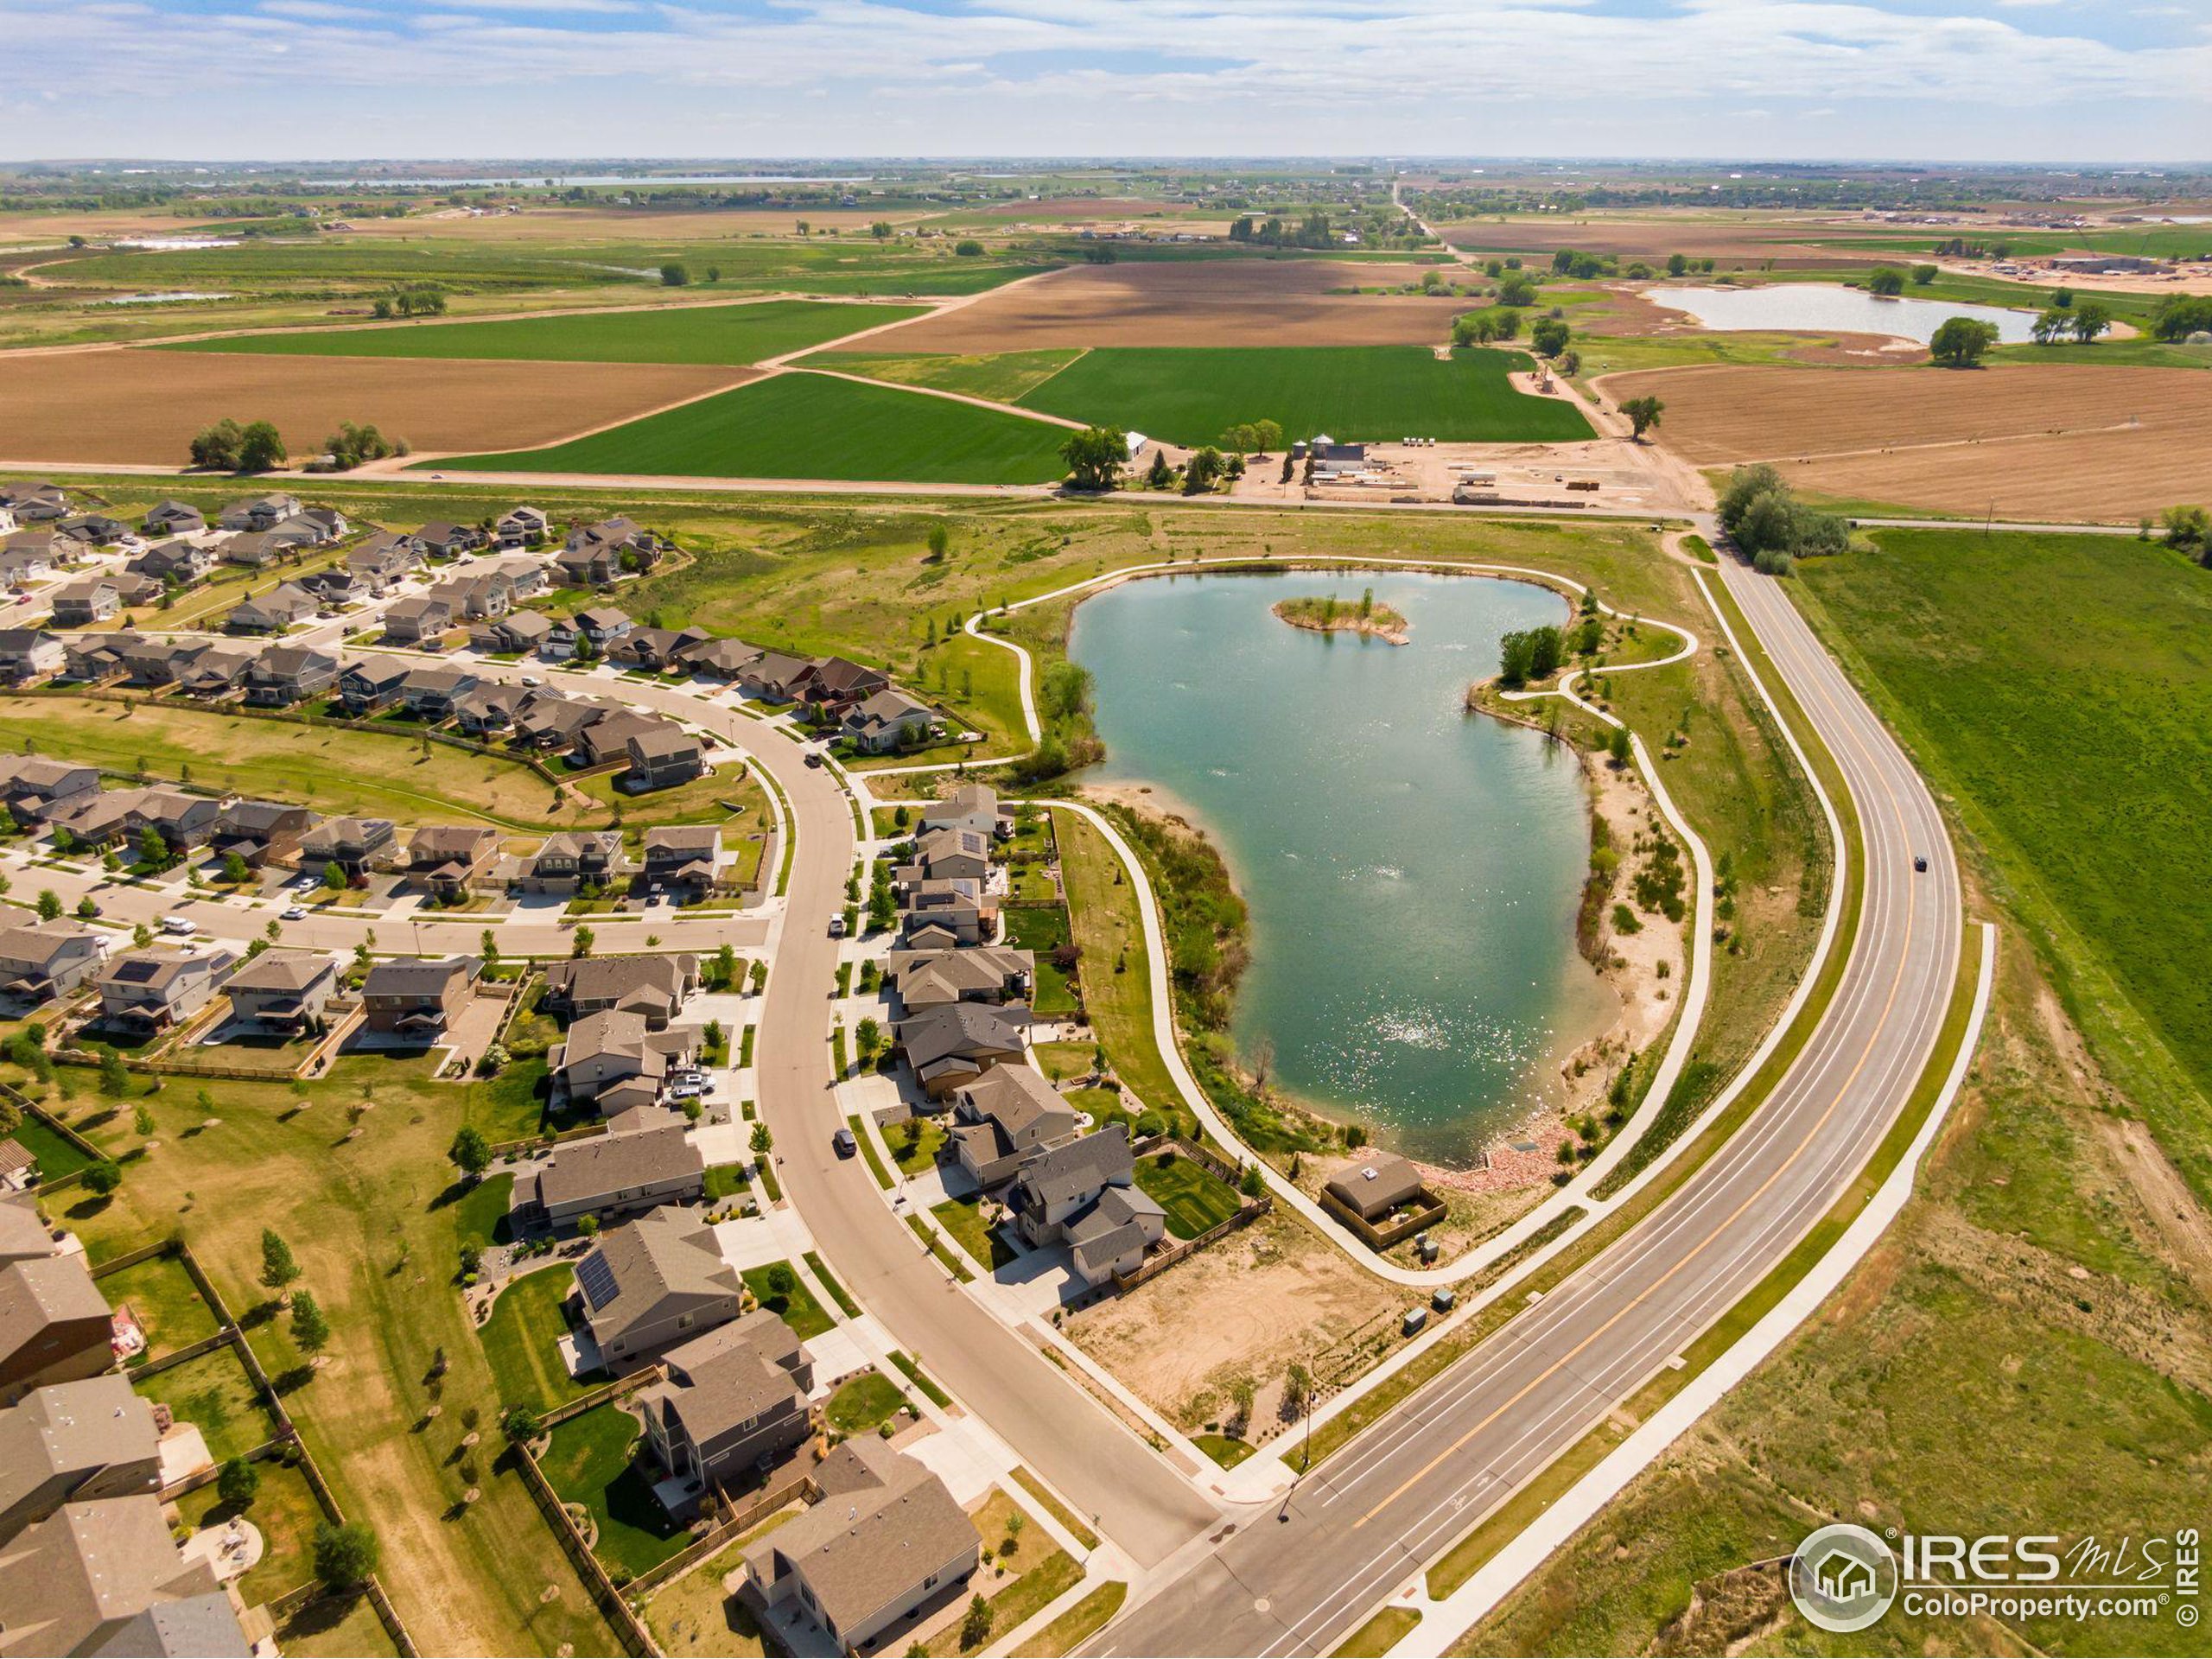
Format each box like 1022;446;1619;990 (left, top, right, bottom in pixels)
867;259;1471;351
1603;360;2212;521
0;347;756;465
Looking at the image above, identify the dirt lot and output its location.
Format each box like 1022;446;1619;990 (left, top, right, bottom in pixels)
1600;360;2212;520
0;347;755;464
1433;211;1878;268
1065;1208;1398;1433
865;259;1471;351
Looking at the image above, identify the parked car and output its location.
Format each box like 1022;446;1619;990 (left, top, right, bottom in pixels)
804;751;823;769
280;905;307;921
669;1078;709;1101
832;1127;858;1159
159;916;196;937
828;914;847;938
520;675;542;688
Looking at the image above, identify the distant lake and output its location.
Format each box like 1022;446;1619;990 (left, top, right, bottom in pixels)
1643;283;2037;345
1073;570;1615;1166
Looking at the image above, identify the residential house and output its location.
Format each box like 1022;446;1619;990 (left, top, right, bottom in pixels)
0;630;63;685
0;480;68;522
211;799;319;868
495;505;550;549
219;493;302;532
0;1376;161;1544
452;681;526;736
176;643;257;699
735;650;816;704
243;643;339;707
557;517;657;586
397;664;479;720
574;605;632;652
0;1202;60;1268
512;690;604;752
575;709;666;768
128;537;213;588
639;1313;811;1491
543;953;696;1027
901;827;991;887
0;1496;254;1655
895;1002;1029;1100
59;640;124;686
107;573;163;610
95;950;237;1035
0;922;105;1006
625;727;706;792
675;636;761;681
842;689;936;754
0;755;99;828
217;530;284;569
522;830;625;896
573;1206;742;1370
950;1064;1077;1189
541;616;582;660
0;1251;113;1406
271;505;346;546
116;638;198;687
530;1117;703;1230
222;950;339;1034
297;815;395;880
479;611;554;656
139;499;206;537
741;1439;978;1656
919;783;1009;841
361;956;480;1038
483;553;550;599
553;1010;696;1113
608;625;709;672
798;656;890;718
0;533;59;582
416;520;486;557
1006;1125;1164;1285
402;824;499;898
58;787;221;855
1322;1154;1428;1224
346;537;420;594
900;880;993;947
641;825;723;899
47;579;119;627
55;513;128;549
429;569;512;622
224;581;317;633
881;946;1033;1013
299;568;366;610
382;594;453;645
337;653;410;713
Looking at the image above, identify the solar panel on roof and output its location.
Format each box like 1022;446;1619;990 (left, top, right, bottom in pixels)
575;1251;619;1310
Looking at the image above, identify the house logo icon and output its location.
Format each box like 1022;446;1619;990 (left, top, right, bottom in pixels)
1789;1523;1898;1633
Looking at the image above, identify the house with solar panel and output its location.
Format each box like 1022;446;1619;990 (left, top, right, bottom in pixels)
571;1207;741;1370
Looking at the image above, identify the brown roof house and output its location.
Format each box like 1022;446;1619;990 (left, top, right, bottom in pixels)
402;824;500;900
882;945;1032;1014
573;1206;741;1371
94;950;238;1037
0;1376;161;1543
0;1495;253;1656
1319;1153;1439;1248
894;1002;1028;1100
639;1312;811;1497
543;953;696;1028
362;956;480;1038
642;825;724;899
919;782;1008;841
0;1251;114;1406
1006;1126;1164;1288
741;1439;978;1656
950;1064;1077;1189
521;830;625;896
842;689;936;754
0;753;99;826
223;949;339;1033
0;921;105;1007
552;1010;696;1115
528;1116;703;1230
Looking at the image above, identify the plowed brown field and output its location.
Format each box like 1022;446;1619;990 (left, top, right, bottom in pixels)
0;348;757;465
865;258;1469;350
1601;360;2212;521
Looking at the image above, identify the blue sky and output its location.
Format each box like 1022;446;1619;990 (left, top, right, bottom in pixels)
4;1;2208;163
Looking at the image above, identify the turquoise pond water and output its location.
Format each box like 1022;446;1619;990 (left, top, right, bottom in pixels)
1071;569;1617;1166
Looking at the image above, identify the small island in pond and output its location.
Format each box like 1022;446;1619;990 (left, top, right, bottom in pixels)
1274;589;1410;645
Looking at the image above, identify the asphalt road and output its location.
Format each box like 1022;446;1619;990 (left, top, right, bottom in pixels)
1090;553;1963;1656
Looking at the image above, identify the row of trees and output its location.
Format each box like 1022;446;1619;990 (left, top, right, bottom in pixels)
1718;463;1849;575
1866;264;1940;295
2030;302;2112;345
1497;625;1565;687
188;417;286;472
370;285;445;320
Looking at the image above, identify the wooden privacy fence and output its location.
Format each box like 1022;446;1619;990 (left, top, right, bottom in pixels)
627;1473;817;1598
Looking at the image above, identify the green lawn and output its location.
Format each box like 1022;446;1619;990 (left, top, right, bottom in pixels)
100;1252;221;1360
276;1590;403;1659
174;1454;328;1605
1052;809;1183;1124
448;1173;515;1252
740;1262;834;1339
165;298;925;365
476;1267;601;1415
886;1115;944;1176
1016;346;1592;446
1014;1581;1127;1659
931;1194;1017;1269
807;348;1084;404
10;1110;95;1184
539;1403;690;1581
1796;529;2212;1206
1192;1433;1256;1470
137;1346;279;1463
1131;1151;1242;1240
1001;904;1077;1014
823;1369;908;1436
428;371;1072;486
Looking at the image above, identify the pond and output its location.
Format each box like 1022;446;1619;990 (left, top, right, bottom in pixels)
1643;282;2038;345
1072;569;1616;1166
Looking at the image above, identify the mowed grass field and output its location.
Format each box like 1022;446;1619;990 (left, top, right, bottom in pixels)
165;297;925;366
432;370;1072;485
808;347;1084;404
1014;346;1594;446
1795;528;2212;1205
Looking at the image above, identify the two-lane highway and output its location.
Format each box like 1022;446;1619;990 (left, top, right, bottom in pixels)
1090;553;1963;1654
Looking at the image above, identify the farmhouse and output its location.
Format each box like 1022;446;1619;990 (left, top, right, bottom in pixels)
573;1206;741;1369
638;1312;812;1491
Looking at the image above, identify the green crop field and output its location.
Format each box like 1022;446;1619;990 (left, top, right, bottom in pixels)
1014;346;1594;446
431;370;1071;485
1795;528;2212;1205
806;348;1084;404
164;297;925;365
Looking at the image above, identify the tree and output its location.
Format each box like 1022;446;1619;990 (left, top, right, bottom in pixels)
189;418;245;470
97;1046;130;1097
2070;300;2112;344
503;1404;541;1444
1620;396;1665;440
137;826;172;871
1608;724;1633;767
575;1213;599;1237
1530;316;1571;358
1910;263;1938;285
750;1121;772;1155
1182;447;1225;494
953;238;985;257
222;851;251;886
289;1290;332;1355
571;925;594;960
960;1594;992;1649
218;1457;260;1510
1665;253;1688;277
2161;503;2209;555
869;219;893;240
237;421;287;474
658;262;690;286
1144;448;1175;490
2150;294;2212;340
1058;427;1128;493
36;889;61;921
924;522;950;563
260;1228;302;1295
80;1160;123;1196
1495;274;1538;308
764;1262;798;1301
1497;626;1563;687
2031;307;2073;346
1929;316;1999;368
1866;266;1906;296
313;1521;379;1588
448;1126;492;1180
